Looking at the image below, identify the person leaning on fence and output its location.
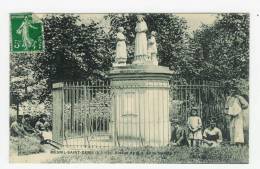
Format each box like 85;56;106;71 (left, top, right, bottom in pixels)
187;107;203;147
10;115;29;138
202;119;223;147
225;86;249;146
170;118;189;146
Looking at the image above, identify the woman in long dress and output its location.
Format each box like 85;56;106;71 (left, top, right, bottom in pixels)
225;87;248;145
134;15;148;61
115;27;127;64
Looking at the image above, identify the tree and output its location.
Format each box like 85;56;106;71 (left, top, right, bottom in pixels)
34;14;113;100
191;13;249;93
10;52;49;115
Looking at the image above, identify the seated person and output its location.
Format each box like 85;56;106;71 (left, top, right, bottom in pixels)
202;119;223;147
170;118;189;146
43;120;51;132
10;115;28;138
22;113;35;134
35;119;44;132
35;113;52;142
35;114;48;142
35;113;49;131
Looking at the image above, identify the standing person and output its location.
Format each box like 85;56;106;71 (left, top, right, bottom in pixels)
134;15;148;63
202;119;223;147
170;119;189;146
225;86;249;146
187;107;203;146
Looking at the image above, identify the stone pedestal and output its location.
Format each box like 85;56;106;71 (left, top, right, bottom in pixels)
109;65;173;146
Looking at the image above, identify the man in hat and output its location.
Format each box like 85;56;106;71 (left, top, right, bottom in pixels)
202;119;223;147
225;86;248;145
170;118;189;146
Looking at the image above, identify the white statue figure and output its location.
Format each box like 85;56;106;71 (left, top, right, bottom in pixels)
114;27;127;66
134;15;148;63
148;31;158;65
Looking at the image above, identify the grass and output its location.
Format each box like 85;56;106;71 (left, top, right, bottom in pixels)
47;145;249;163
9;137;249;163
10;136;45;155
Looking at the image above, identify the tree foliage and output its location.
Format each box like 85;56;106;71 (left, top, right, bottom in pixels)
191;14;249;87
10;52;50;114
10;53;47;102
34;14;113;100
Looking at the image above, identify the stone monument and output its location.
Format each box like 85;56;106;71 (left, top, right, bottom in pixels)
109;15;173;146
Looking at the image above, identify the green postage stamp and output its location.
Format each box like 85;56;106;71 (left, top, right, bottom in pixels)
10;13;44;52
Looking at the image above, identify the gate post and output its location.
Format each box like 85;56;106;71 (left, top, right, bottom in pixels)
111;89;118;146
52;82;64;144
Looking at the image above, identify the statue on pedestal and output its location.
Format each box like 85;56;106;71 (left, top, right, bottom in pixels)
148;31;158;65
133;15;148;64
114;27;127;66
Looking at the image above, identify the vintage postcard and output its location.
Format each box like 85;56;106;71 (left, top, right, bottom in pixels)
9;13;249;163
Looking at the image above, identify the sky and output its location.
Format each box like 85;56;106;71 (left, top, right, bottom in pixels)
35;13;217;32
78;13;217;32
175;13;217;31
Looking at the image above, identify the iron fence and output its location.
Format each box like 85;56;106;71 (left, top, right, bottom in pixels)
170;80;228;139
62;81;111;149
52;80;227;149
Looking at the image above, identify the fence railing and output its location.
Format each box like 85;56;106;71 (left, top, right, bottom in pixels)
52;80;227;149
62;81;111;148
170;80;228;138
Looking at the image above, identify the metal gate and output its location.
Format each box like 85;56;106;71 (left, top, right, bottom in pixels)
63;81;112;148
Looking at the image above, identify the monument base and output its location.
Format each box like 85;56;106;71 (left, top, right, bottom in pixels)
109;65;173;146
